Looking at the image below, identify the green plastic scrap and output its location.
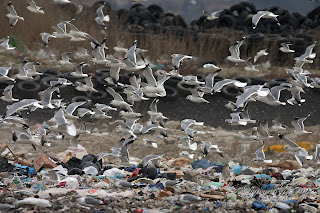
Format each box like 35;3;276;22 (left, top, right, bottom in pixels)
9;35;23;53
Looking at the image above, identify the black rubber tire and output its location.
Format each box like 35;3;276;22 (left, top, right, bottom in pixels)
195;74;206;82
164;76;182;87
232;76;252;86
40;76;59;90
95;69;110;77
147;4;164;15
214;76;225;83
87;90;108;104
265;80;282;88
217;15;237;28
229;4;245;16
71;96;93;109
269;6;284;16
250;77;268;85
15;81;41;99
63;72;84;83
40;69;61;77
240;1;256;14
161;85;178;101
221;86;241;98
273;77;288;83
176;82;196;96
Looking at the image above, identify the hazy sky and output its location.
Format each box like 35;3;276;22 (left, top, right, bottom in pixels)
98;0;319;23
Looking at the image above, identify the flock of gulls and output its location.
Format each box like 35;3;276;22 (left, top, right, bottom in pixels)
1;0;320;174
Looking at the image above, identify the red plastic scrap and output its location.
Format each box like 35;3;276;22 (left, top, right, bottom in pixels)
129;168;139;178
58;182;66;188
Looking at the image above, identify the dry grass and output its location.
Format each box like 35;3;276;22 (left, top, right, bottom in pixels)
1;0;320;78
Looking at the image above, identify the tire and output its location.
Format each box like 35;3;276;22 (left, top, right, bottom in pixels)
176;82;196;96
71;96;93;109
240;1;256;14
232;76;252;85
40;76;59;90
95;69;110;77
265;80;282;88
195;74;206;82
16;74;41;83
161;85;178;101
147;4;164;15
250;77;268;85
217;15;237;28
229;4;245;16
273;77;288;83
87;90;108;104
15;81;41;99
214;76;225;83
269;6;284;16
63;72;83;83
40;69;61;77
164;76;182;87
222;86;241;98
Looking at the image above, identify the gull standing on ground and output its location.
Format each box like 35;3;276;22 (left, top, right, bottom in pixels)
6;2;24;28
252;11;280;29
226;36;246;63
291;114;312;135
40;33;56;47
280;43;295;53
0;67;15;81
95;4;110;29
244;57;259;72
70;62;89;78
27;0;44;14
254;49;268;63
1;85;18;102
77;197;103;207
202;10;223;20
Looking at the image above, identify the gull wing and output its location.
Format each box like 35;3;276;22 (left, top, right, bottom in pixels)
255;145;265;159
7;2;17;16
65;101;86;115
54;108;67;125
27;0;38;9
106;87;124;101
143;65;157;87
125;40;137;64
96;5;105;18
252;11;267;28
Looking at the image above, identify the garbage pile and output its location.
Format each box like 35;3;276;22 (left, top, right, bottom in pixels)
1;147;320;212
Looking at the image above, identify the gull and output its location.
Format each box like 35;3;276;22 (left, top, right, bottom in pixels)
39;86;60;109
182;75;205;86
63;19;88;39
186;88;209;103
70;62;89;78
119;108;142;119
93;103;116;119
118;136;136;163
122;57;146;72
287;85;305;106
17;198;51;208
5;99;42;117
198;69;222;94
141;64;169;97
0;67;15;81
0;38;15;53
213;79;247;93
202;10;223;20
12;130;41;151
91;38;110;65
106;87;132;111
314;144;320;163
49;78;73;88
252;11;280;29
147;98;168;126
24;61;41;77
58;52;72;65
141;154;163;168
114;180;133;188
179;151;194;159
75;75;98;93
278;134;308;154
124;89;149;104
201;141;224;157
113;37;128;55
171;54;192;70
256;119;273;139
244;57;259;72
178;135;197;151
225;112;248;126
240;104;256;124
181;119;204;132
280;43;295;53
15;60;32;80
179;194;202;203
295;42;317;63
203;63;221;71
122;40;145;72
311;77;320;88
143;139;158;148
6;2;24;28
225;101;237;112
49;107;77;137
52;22;72;39
26;0;44;14
64;101;86;119
141;123;167;137
77;108;95;118
235;85;269;110
77;197;103;207
254;49;268;63
291;114;312;135
295;152;313;167
226;36;246;63
40;33;56;47
1;85;18;102
252;143;272;164
271;120;288;132
257;85;287;106
95;4;110;29
53;0;71;4
73;47;89;60
104;59;125;85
